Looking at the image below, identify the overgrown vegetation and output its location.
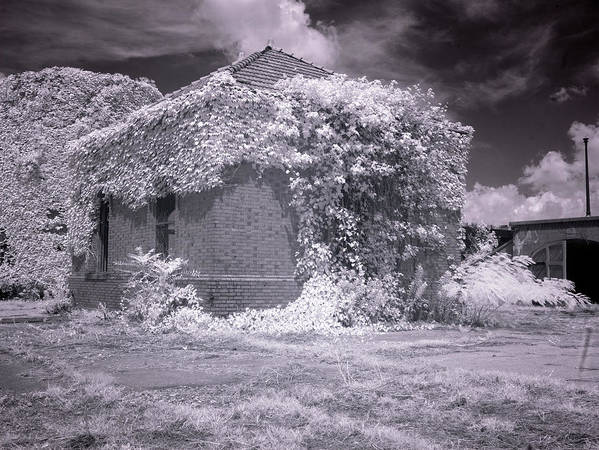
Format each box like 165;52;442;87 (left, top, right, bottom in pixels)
116;248;431;334
69;71;471;286
1;312;598;449
118;248;202;329
0;68;161;297
439;252;590;326
118;246;590;333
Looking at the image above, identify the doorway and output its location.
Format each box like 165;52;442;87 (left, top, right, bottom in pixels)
566;239;599;303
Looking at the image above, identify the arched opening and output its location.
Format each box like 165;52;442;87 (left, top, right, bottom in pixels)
566;239;599;303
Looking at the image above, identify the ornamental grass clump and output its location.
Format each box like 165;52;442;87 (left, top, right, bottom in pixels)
440;252;590;326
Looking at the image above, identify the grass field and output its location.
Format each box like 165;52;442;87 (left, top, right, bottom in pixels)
0;308;597;449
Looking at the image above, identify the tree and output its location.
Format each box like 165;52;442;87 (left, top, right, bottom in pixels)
0;67;162;297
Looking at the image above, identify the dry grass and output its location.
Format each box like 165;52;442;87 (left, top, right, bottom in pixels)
0;309;597;449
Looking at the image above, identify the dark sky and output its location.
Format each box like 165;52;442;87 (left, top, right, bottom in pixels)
1;0;598;224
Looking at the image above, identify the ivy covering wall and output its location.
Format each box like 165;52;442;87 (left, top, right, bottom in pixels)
69;71;473;281
0;68;162;295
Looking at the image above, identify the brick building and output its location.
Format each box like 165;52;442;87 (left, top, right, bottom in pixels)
69;46;463;314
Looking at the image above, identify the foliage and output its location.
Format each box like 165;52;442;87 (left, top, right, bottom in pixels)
0;67;161;296
69;71;472;281
224;275;349;334
118;248;426;334
118;248;205;331
440;252;590;325
163;273;426;335
461;223;498;258
44;296;73;315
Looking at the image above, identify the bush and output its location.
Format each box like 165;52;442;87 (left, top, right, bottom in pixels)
118;259;424;335
440;252;590;325
119;248;206;331
223;273;420;334
461;223;498;258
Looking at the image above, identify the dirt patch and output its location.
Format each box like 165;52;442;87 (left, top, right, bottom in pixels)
85;353;295;390
0;350;49;393
0;300;56;323
374;311;599;385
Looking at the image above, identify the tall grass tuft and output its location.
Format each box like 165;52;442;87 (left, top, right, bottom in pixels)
440;252;590;325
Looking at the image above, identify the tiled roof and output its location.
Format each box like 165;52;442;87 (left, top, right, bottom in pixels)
229;46;332;89
168;46;332;98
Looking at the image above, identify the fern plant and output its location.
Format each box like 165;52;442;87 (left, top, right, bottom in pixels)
118;247;203;330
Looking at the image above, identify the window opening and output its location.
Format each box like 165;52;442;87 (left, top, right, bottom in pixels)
98;198;109;272
156;194;176;257
531;241;565;279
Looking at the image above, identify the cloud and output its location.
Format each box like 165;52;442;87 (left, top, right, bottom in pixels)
332;6;422;83
326;1;558;108
464;119;599;225
0;0;337;69
456;25;552;108
194;0;337;66
549;86;588;103
461;68;532;107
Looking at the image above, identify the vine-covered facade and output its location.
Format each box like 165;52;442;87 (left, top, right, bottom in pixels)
68;46;472;313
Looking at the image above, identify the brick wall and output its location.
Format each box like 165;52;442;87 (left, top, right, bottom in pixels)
69;273;301;316
70;163;462;312
70;164;301;313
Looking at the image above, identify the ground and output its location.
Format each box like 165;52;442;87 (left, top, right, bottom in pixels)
0;306;597;449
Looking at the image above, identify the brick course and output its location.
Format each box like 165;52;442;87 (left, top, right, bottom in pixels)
70;165;301;313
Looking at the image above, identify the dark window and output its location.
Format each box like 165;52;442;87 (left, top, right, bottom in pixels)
98;198;109;272
155;194;176;257
0;228;8;265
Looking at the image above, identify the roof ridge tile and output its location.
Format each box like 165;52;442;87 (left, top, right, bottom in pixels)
226;46;272;74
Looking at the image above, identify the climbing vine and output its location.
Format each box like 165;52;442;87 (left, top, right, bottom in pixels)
69;71;472;280
0;67;161;296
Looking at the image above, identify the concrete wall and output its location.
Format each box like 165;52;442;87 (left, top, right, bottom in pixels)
512;217;599;257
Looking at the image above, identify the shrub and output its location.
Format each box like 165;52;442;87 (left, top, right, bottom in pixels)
461;223;498;258
440;252;590;325
225;275;346;334
118;248;206;331
44;296;73;315
224;273;420;335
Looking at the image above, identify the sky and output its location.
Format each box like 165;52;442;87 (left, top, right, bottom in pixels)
1;0;598;225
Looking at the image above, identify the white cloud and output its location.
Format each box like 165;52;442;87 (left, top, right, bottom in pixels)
195;0;337;66
332;7;421;82
464;119;599;225
2;0;338;67
461;68;531;106
549;86;588;103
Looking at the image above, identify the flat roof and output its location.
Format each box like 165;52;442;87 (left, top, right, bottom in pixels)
510;215;599;227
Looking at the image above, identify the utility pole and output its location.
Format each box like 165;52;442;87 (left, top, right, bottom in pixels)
583;137;591;216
